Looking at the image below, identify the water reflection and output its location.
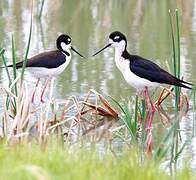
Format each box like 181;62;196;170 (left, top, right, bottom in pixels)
0;0;196;171
0;0;195;100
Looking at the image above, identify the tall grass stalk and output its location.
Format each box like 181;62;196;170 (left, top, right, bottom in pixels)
11;35;17;111
169;9;181;111
11;35;17;97
176;10;181;79
109;97;137;144
20;2;33;82
1;50;13;109
154;118;179;161
38;0;45;19
1;51;11;85
168;9;183;175
193;90;196;137
175;9;181;111
134;95;138;131
140;99;147;152
169;10;177;78
173;9;181;175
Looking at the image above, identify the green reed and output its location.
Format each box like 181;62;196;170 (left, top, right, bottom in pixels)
20;1;33;82
111;97;137;143
11;35;17;97
168;9;184;175
193;91;196;136
38;0;45;19
169;9;181;111
0;1;33;114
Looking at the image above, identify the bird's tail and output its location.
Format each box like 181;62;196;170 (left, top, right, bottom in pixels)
0;65;13;68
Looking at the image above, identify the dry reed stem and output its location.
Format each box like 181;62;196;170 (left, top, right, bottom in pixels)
156;106;171;127
145;130;153;159
1;79;120;145
155;86;174;106
99;95;118;118
179;94;189;115
1;91;9;136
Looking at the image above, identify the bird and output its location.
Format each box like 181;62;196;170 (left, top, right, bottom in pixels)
6;34;85;103
93;31;193;127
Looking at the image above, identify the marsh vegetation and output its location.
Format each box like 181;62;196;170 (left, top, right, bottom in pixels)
0;0;195;179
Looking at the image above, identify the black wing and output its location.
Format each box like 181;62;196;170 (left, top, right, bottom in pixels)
8;50;67;69
129;55;193;89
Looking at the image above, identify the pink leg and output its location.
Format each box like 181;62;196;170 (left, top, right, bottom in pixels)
31;78;40;103
144;88;149;110
148;109;155;129
145;87;156;129
40;79;50;103
144;110;150;128
143;88;150;128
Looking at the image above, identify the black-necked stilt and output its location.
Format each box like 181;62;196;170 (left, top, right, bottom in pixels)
7;34;84;102
93;31;193;127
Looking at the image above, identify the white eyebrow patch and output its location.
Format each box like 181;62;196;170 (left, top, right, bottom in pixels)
61;42;67;51
67;38;71;42
114;36;120;40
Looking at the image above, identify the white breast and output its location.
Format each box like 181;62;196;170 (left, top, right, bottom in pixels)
115;50;127;72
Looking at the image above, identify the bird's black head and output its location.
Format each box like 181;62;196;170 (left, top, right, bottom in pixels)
92;31;127;56
56;34;72;52
109;31;127;43
56;34;84;58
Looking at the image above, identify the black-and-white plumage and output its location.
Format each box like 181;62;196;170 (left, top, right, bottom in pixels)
5;34;84;103
7;34;84;78
93;31;193;92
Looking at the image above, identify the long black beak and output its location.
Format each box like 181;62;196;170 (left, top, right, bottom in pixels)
92;43;111;56
71;46;85;58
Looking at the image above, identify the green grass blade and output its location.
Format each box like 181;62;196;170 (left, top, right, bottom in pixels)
0;49;12;109
169;10;177;77
0;48;4;56
134;95;138;132
193;90;196;136
1;50;11;85
1;50;12;110
175;9;181;111
20;7;33;82
169;9;181;111
174;141;188;161
154;118;179;160
176;9;180;79
108;96;137;143
11;35;17;96
38;0;45;19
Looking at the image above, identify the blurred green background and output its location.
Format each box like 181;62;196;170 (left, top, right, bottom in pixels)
0;0;195;99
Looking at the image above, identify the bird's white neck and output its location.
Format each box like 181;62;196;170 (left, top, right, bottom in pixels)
114;47;128;73
114;40;126;62
114;46;124;57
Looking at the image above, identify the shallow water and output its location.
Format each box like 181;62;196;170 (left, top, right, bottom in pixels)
0;0;196;170
0;0;195;99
